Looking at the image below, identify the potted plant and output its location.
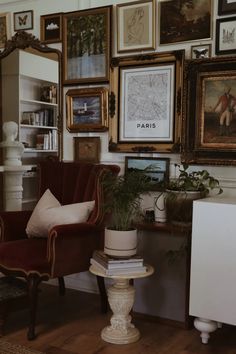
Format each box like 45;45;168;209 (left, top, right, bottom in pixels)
102;169;153;257
165;164;223;225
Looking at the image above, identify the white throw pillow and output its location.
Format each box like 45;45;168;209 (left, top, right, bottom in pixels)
26;189;95;238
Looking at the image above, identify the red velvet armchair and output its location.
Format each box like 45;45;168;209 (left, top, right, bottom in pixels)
0;160;120;340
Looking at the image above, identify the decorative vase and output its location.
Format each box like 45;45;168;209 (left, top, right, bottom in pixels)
154;192;167;223
104;228;137;257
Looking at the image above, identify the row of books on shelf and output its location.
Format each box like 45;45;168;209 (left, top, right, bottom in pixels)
35;130;58;150
90;250;147;275
21;109;55;127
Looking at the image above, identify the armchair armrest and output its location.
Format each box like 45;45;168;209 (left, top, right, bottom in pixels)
0;210;32;241
47;222;104;277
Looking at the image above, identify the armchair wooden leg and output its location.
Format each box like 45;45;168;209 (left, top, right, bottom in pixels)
96;275;108;313
27;275;41;340
58;277;65;296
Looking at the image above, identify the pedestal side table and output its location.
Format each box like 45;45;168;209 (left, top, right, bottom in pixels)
89;264;154;345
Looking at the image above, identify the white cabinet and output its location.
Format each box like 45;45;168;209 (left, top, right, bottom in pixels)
189;197;236;343
1;49;59;209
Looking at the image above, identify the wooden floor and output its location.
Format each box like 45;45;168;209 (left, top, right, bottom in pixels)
2;283;236;354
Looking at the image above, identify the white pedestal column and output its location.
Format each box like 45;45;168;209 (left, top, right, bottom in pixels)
0;165;32;211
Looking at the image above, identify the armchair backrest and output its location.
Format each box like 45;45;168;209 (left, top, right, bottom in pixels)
38;161;120;225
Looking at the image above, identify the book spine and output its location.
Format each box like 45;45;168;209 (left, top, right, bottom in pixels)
93;255;143;269
90;259;147;275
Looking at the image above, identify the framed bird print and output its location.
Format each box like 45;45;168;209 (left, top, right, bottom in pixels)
14;10;33;31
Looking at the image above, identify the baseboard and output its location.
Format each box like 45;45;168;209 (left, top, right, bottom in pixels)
133;311;194;329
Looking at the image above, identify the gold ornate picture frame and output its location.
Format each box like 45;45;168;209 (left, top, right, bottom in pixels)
109;51;184;153
66;87;109;132
0;12;10;48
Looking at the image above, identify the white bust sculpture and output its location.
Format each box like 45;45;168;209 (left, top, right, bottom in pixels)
0;121;24;166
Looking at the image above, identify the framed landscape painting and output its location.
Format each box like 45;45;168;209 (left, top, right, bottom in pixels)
40;13;62;43
66;87;108;132
183;56;236;165
0;12;10;48
63;6;111;84
159;0;212;45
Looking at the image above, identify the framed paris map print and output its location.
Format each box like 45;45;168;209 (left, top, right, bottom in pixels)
109;51;184;153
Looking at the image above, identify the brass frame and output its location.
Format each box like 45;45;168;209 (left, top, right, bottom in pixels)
66;87;109;132
109;51;184;153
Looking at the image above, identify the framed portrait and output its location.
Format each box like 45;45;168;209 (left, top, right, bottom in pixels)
218;0;236;15
182;56;236;165
74;137;100;163
159;0;212;45
125;156;170;190
66;87;109;132
191;44;212;59
109;51;184;153
216;17;236;55
14;10;33;31
0;12;10;48
63;6;111;85
117;0;155;53
40;13;62;43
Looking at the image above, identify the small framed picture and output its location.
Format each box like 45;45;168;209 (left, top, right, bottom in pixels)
216;17;236;55
14;10;33;31
191;44;212;59
40;12;62;43
125;156;170;190
66;87;109;132
74;137;100;163
218;0;236;15
0;12;11;48
117;0;155;53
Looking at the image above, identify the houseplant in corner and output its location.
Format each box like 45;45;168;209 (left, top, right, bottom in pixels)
103;168;153;258
165;164;223;225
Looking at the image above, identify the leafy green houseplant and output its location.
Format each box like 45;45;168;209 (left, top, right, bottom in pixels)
165;164;223;224
102;169;153;257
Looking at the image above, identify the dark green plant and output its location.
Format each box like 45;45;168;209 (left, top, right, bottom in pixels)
103;169;153;231
167;164;223;195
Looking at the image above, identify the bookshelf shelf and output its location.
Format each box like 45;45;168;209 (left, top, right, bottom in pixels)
20;98;57;107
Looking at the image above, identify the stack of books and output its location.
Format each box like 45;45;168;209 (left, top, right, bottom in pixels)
90;250;146;275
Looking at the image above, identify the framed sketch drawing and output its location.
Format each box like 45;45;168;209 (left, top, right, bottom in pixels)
66;87;109;132
14;10;33;31
216;17;236;55
218;0;236;15
40;13;62;43
183;56;236;165
63;6;111;85
159;0;212;45
0;12;10;48
74;137;100;163
109;51;184;153
117;0;155;53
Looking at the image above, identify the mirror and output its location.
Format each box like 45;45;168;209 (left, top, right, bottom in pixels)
0;31;62;163
0;31;62;211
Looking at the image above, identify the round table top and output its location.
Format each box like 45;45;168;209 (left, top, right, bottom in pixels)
89;264;154;280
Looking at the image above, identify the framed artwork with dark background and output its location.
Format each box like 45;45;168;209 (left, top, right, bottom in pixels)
218;0;236;15
41;13;62;43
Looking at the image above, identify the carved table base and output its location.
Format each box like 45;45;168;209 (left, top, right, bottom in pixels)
89;264;154;345
101;279;139;344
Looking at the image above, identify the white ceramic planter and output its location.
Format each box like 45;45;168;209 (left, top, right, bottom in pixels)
104;228;137;257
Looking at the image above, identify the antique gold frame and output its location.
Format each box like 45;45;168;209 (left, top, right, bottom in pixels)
109;51;184;153
66;87;108;132
74;136;100;163
182;56;236;165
